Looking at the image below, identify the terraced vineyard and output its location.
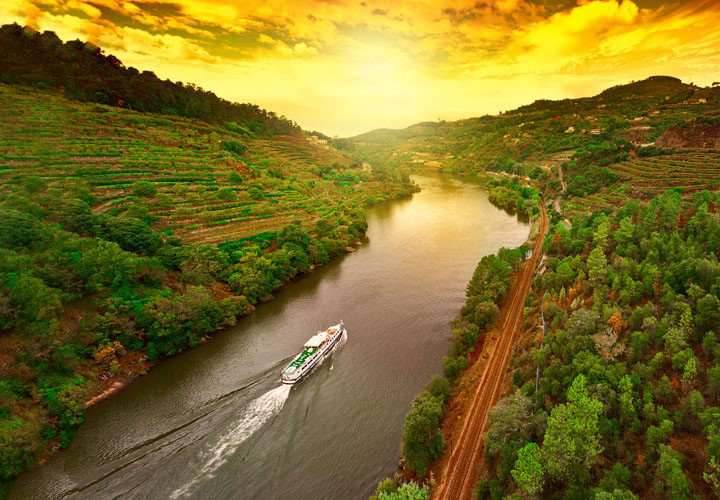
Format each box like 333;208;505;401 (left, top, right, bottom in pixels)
562;187;628;218
0;84;410;246
610;152;720;198
562;152;720;218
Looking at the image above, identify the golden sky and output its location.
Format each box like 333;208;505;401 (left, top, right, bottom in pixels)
2;0;720;136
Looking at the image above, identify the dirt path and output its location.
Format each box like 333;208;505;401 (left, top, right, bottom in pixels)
432;204;548;500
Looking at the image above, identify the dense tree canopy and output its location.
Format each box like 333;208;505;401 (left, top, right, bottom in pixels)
0;24;300;137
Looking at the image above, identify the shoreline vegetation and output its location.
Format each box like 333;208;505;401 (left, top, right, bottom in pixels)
370;182;538;500
0;128;416;494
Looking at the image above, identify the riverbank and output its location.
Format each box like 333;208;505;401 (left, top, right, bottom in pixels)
79;236;372;409
433;204;548;499
10;174;530;500
376;188;545;499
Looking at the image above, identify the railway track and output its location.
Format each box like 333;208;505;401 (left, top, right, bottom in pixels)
434;204;549;500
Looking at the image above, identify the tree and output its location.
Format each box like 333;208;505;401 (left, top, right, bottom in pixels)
485;391;546;457
401;392;445;475
708;365;720;401
613;217;635;247
0;273;62;329
682;356;697;387
697;294;720;334
426;376;451;404
587;247;607;286
704;332;718;361
370;479;396;500
655;445;691;499
618;375;638;427
0;209;51;250
377;482;429;500
220;140;247;155
646;419;674;448
133;181;157;197
542;375;603;481
177;244;228;284
217;187;237;201
565;309;598;337
472;301;499;330
442;355;467;382
512;442;544;497
664;327;688;357
59;199;94;233
594;327;624;361
277;222;313;250
593;220;610;250
97;216;162;255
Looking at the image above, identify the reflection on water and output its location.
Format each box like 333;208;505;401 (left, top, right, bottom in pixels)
11;174;529;500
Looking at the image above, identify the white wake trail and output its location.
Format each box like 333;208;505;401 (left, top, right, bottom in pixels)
170;384;292;499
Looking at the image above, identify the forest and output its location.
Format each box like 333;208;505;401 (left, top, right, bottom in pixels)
0;23;300;137
477;190;720;498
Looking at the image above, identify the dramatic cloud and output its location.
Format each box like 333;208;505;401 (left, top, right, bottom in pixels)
2;0;719;135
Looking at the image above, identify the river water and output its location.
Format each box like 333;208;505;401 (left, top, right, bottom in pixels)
11;174;528;500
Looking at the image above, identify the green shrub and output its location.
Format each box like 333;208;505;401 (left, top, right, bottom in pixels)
0;210;51;250
220;140;247;155
133;181;157;197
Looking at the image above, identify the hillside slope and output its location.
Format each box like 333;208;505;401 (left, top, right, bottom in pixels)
0;82;414;494
352;76;720;180
370;77;720;500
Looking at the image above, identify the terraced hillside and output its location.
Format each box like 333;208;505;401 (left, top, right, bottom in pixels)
0;83;415;492
562;152;720;218
0;85;409;245
352;76;720;179
610;152;720;198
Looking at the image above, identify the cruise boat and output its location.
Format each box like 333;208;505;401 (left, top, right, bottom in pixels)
281;322;346;384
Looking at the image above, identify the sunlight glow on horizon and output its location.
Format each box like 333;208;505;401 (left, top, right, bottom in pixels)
1;0;719;136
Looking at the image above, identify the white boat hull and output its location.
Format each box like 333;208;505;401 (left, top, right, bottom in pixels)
281;323;346;384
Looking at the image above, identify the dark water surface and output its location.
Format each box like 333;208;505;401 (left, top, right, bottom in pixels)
11;175;528;500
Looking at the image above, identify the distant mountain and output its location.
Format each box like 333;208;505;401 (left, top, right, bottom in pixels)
351;121;441;143
351;75;720;177
0;23;301;137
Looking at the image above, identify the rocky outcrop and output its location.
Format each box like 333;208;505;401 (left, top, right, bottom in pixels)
657;120;720;149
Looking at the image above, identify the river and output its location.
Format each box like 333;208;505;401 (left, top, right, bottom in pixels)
11;174;529;500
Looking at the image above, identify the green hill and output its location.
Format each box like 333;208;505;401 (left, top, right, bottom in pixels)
369;77;720;500
0;23;299;137
352;76;720;183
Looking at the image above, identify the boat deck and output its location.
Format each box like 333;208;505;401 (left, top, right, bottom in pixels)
285;346;319;373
